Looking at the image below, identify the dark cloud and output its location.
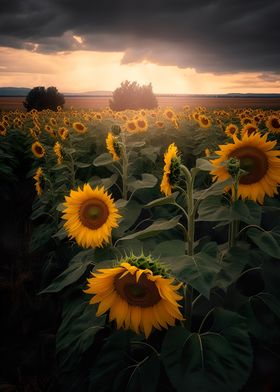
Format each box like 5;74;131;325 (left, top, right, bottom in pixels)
0;0;279;74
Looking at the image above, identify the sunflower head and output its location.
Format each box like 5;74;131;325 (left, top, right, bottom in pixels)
211;133;280;204
160;143;181;196
84;253;183;337
241;123;258;137
225;124;239;138
266;115;280;133
33;167;44;196
54;141;63;165
136;118;148;132
73;122;87;134
58;127;69;140
32;141;45;158
0;123;7;136
198;115;211;128
106;132;121;161
62;184;121;248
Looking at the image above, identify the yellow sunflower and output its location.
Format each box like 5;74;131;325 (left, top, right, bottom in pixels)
211;133;280;204
73;122;87;134
33;167;43;196
58;127;69;140
160;143;181;196
84;255;183;338
54;141;63;165
198;115;211;128
266;115;280;133
125;120;138;132
164;108;176;121
31;141;45;158
62;184;121;248
155;121;164;129
225;123;239;138
0;123;7;136
135;118;148;132
106;132;120;161
241;123;259;137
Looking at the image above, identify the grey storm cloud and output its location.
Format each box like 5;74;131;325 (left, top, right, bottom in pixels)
0;0;279;74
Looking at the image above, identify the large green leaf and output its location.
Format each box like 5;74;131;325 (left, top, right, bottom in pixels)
56;291;106;371
214;245;250;290
247;227;280;259
230;200;262;226
197;195;230;222
145;191;179;208
93;152;114;166
170;242;220;298
239;292;280;342
120;215;181;241
161;308;253;392
39;249;95;293
193;179;231;201
128;173;158;192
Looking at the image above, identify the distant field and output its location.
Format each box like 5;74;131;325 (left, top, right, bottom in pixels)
1;95;280;110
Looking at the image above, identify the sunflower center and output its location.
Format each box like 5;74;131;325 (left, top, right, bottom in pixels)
271;118;280;129
35;145;43;154
229;146;268;184
79;199;109;229
114;272;161;307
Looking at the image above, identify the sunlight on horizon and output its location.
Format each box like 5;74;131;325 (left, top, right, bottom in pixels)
0;47;279;94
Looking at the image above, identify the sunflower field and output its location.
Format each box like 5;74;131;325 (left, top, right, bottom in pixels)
1;105;280;391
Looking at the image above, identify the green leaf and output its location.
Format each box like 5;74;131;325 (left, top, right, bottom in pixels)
120;215;181;241
152;240;186;257
171;242;220;298
52;226;67;240
247;227;280;259
126;140;146;148
161;308;252;392
197;195;230;222
239;292;280;342
75;161;92;168
145;191;179;208
56;291;105;371
193;179;232;200
195;157;214;171
39;249;95;293
128;173;157;191
214;245;250;290
230;200;262;226
93;152;114;166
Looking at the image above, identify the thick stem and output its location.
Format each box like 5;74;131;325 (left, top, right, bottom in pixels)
229;178;239;248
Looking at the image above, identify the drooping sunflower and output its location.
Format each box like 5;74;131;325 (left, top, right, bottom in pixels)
160;143;181;196
62;184;121;248
31;141;45;158
211;133;280;204
106;132;120;161
73;122;87;134
266;115;280;133
84;254;184;338
33;167;43;196
54;141;63;165
225;123;239;138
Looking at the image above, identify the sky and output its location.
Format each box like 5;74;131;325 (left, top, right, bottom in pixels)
0;0;279;94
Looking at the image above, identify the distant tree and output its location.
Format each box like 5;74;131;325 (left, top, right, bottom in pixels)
23;86;65;111
109;80;158;111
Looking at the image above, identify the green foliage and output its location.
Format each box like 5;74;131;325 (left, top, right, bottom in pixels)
109;80;158;111
161;308;253;392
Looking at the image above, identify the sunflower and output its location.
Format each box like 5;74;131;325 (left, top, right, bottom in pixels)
58;127;69;140
31;141;45;158
135;118;148;132
106;132;120;161
164;108;176;121
266;115;280;133
73;122;87;134
62;184;121;248
0;123;7;136
50;117;57;127
211;133;280;204
33;167;43;196
198;115;211;128
155;121;164;129
160;143;181;196
84;254;183;338
125;120;138;132
241;123;259;137
225;123;239;138
240;117;254;126
54;141;63;164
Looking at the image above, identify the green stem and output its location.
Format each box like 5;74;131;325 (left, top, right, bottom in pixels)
229;177;239;248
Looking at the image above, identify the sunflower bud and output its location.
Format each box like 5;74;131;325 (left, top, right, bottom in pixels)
227;157;240;177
